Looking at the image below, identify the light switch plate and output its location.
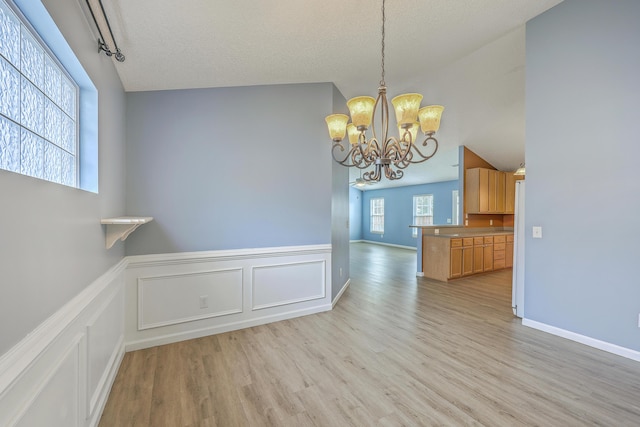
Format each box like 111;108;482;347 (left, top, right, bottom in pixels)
533;226;542;239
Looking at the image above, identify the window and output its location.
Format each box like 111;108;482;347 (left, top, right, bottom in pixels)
370;198;384;234
412;194;433;237
0;0;79;186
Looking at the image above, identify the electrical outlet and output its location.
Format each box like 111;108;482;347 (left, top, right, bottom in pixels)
638;313;640;328
340;268;343;277
533;226;543;239
199;295;208;309
465;219;469;226
447;218;451;223
490;220;493;226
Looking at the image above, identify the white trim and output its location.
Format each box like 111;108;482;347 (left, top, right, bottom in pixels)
85;286;123;417
86;343;123;427
126;244;332;268
7;333;84;426
416;272;425;277
522;319;640;362
137;268;244;330
0;259;127;395
251;260;326;310
332;278;351;308
124;304;332;352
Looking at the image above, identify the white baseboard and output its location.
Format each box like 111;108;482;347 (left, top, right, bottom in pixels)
332;278;351;308
125;304;331;352
522;318;640;362
361;240;417;251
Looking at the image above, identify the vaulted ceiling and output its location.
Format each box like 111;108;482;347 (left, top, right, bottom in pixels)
93;0;564;189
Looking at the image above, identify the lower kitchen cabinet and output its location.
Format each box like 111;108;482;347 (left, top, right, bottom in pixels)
422;233;514;282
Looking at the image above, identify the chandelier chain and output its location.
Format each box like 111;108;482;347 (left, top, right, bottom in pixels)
380;0;386;87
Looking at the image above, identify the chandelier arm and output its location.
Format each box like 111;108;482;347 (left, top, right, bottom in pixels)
332;142;366;167
402;136;440;165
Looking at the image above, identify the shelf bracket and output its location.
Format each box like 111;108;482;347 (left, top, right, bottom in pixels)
100;217;153;249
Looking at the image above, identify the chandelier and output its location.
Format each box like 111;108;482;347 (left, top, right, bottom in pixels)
325;0;444;182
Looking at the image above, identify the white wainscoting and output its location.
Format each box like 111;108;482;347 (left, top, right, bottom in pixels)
0;260;126;427
0;244;333;426
125;244;332;351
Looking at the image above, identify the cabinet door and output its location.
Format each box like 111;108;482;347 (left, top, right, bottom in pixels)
473;244;484;273
488;170;497;212
450;247;463;278
483;244;494;271
496;172;506;213
462;246;474;276
505;242;514;267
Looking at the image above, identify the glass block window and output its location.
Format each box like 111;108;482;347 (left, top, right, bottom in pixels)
370;198;384;234
412;194;434;237
0;0;78;187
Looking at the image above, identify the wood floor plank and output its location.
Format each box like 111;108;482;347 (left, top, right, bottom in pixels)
100;242;640;426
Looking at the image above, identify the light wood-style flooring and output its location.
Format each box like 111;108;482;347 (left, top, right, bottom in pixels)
100;242;640;426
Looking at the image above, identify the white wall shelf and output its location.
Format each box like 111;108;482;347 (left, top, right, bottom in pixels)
101;217;153;249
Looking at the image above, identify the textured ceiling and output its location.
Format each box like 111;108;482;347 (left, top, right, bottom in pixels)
97;0;563;188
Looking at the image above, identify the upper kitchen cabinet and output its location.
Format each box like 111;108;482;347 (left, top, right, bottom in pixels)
466;168;507;214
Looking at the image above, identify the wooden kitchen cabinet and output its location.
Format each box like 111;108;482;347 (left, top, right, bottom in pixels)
506;234;514;268
473;237;484;273
483;236;494;271
462;238;474;276
450;238;474;278
422;233;514;282
466;168;506;214
493;235;506;270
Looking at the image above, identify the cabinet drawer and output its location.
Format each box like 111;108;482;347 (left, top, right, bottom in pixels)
451;239;462;248
494;250;505;260
463;238;474;247
474;237;484;245
494;243;506;251
506;235;514;243
494;259;506;269
494;235;506;244
484;236;494;244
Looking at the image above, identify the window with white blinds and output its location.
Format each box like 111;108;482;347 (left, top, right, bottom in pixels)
370;197;384;234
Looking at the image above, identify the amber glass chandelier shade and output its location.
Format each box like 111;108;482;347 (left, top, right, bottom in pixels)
325;114;349;141
346;124;360;145
418;105;444;134
391;93;423;126
399;122;420;144
347;96;376;129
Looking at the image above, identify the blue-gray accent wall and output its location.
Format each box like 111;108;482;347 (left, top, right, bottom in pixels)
526;0;640;351
359;180;459;248
349;186;363;241
124;83;340;255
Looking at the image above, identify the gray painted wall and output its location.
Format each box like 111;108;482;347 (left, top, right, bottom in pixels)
0;0;126;355
526;0;640;351
124;83;338;254
331;84;350;300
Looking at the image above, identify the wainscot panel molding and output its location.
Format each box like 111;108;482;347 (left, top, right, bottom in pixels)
124;244;332;352
138;268;243;330
0;260;127;427
523;319;640;362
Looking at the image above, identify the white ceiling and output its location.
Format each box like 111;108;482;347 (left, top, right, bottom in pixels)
96;0;563;189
